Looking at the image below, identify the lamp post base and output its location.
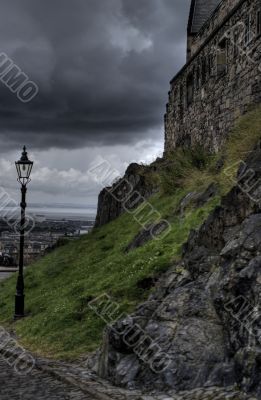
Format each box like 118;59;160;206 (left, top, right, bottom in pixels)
14;294;25;320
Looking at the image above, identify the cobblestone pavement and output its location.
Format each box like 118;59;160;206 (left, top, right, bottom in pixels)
40;359;258;400
0;358;91;400
0;351;258;400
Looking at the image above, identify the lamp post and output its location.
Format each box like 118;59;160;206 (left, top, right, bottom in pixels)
14;146;33;319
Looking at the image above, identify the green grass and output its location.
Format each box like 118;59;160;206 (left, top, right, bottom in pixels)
0;105;260;360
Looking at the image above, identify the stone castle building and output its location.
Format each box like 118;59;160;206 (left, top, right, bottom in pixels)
164;0;261;154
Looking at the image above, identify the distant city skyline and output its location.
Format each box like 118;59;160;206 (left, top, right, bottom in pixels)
0;202;97;220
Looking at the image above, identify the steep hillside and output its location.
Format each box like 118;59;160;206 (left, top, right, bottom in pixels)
102;143;261;396
0;106;260;367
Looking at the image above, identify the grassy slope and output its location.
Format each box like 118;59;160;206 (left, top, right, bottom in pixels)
0;106;260;360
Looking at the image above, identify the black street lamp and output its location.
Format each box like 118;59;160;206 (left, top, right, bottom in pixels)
14;146;33;319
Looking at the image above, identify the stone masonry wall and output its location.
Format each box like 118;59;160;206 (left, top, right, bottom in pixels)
164;0;261;154
190;0;241;57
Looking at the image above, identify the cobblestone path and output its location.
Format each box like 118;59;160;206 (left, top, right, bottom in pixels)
0;358;91;400
0;353;258;400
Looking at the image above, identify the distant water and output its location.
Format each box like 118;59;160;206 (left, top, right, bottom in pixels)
0;204;97;221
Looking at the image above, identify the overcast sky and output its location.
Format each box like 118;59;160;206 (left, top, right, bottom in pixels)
0;0;190;208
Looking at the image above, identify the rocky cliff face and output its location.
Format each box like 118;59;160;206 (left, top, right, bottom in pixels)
95;163;159;228
98;143;261;398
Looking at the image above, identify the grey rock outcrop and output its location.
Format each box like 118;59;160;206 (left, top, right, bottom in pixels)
125;221;169;253
95;163;158;228
98;143;261;397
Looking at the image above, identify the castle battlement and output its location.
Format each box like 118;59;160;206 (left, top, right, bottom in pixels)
165;0;261;154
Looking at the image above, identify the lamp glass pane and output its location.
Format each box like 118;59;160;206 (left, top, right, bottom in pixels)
15;163;21;178
16;162;33;179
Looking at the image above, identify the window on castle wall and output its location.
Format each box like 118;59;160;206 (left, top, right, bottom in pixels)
198;67;201;88
234;31;240;58
186;74;194;107
208;55;212;76
217;39;228;76
244;14;252;45
201;58;207;84
257;11;261;36
195;68;199;90
179;85;184;117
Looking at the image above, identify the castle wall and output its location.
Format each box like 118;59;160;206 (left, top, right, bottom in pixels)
190;0;241;57
165;0;261;154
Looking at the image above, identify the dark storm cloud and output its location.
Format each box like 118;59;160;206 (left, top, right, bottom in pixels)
0;0;190;151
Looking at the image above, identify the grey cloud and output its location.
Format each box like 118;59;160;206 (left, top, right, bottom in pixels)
0;0;190;152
